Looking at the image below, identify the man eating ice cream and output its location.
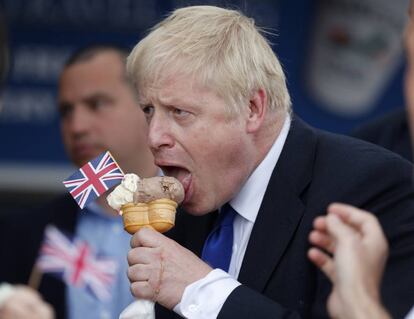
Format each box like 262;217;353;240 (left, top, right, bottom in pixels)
124;5;414;319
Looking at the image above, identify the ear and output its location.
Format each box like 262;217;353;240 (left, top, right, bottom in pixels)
246;88;267;133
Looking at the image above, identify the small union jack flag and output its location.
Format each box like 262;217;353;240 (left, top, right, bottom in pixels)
63;151;124;209
36;225;118;301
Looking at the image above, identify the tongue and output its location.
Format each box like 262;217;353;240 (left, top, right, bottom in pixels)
175;169;192;193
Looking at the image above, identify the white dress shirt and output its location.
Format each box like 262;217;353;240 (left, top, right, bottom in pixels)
174;116;291;318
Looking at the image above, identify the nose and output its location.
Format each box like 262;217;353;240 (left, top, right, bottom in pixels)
64;105;92;138
147;111;175;151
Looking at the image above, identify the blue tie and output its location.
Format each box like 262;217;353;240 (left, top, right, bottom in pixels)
201;203;237;272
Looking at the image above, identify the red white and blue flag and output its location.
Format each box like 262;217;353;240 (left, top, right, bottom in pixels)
63;151;124;209
36;225;118;301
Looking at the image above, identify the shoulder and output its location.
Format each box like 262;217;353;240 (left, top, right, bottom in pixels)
289;115;410;171
351;108;407;141
314;126;411;178
278;116;412;198
351;109;407;137
351;109;411;161
285;117;412;202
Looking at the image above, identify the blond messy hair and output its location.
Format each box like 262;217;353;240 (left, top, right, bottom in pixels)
127;5;291;116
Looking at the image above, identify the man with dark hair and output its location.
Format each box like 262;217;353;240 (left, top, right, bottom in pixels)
0;45;158;319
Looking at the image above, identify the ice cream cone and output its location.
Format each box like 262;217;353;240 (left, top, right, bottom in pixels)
108;174;183;234
121;202;150;234
148;198;177;233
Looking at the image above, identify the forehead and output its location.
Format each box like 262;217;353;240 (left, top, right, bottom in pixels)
60;52;125;93
139;72;212;105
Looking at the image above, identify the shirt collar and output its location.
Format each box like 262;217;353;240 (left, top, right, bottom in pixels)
230;115;291;223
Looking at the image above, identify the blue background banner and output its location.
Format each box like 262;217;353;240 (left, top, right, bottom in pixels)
0;0;410;191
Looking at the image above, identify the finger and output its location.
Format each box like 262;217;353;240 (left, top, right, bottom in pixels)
13;286;42;302
130;227;163;248
4;287;43;316
325;214;359;244
25;297;53;319
313;216;328;232
329;203;388;250
27;302;53;319
330;204;384;237
328;203;375;231
130;281;154;300
308;230;335;254
1;299;32;319
127;264;152;282
307;247;335;282
127;247;160;266
35;302;54;319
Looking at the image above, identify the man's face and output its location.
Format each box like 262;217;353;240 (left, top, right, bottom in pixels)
59;51;150;172
141;75;254;215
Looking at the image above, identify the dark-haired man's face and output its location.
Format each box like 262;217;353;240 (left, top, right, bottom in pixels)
59;51;150;172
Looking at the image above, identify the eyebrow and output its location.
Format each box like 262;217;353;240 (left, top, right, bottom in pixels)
140;103;153;109
83;92;113;103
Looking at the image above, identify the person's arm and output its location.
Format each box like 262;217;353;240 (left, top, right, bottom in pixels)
0;284;54;319
127;228;304;319
308;203;392;319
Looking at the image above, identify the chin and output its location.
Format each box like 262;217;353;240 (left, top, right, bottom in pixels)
72;156;92;168
183;200;214;216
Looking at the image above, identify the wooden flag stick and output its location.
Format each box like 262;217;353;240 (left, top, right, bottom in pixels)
27;265;43;290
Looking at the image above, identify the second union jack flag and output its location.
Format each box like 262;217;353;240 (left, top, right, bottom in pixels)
63;151;124;209
37;225;118;301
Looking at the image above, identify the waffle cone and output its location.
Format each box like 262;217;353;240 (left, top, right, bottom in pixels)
148;198;177;233
121;199;177;234
121;202;150;234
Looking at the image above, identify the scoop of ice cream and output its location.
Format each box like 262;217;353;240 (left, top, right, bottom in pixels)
107;173;140;211
134;176;184;204
107;174;184;211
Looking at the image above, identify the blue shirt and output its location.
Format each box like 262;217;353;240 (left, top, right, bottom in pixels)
67;202;134;319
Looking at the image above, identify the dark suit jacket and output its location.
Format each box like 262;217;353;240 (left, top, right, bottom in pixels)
157;116;414;319
0;194;79;319
352;108;412;161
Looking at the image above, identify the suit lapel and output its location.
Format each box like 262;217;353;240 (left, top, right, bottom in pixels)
238;116;317;292
174;207;218;256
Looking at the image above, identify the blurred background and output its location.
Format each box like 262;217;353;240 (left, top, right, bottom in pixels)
0;0;410;211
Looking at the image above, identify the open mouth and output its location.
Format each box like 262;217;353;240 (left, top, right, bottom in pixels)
160;165;193;203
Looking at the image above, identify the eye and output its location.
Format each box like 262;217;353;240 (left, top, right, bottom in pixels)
59;103;73;119
89;97;110;111
172;108;190;118
141;105;155;118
